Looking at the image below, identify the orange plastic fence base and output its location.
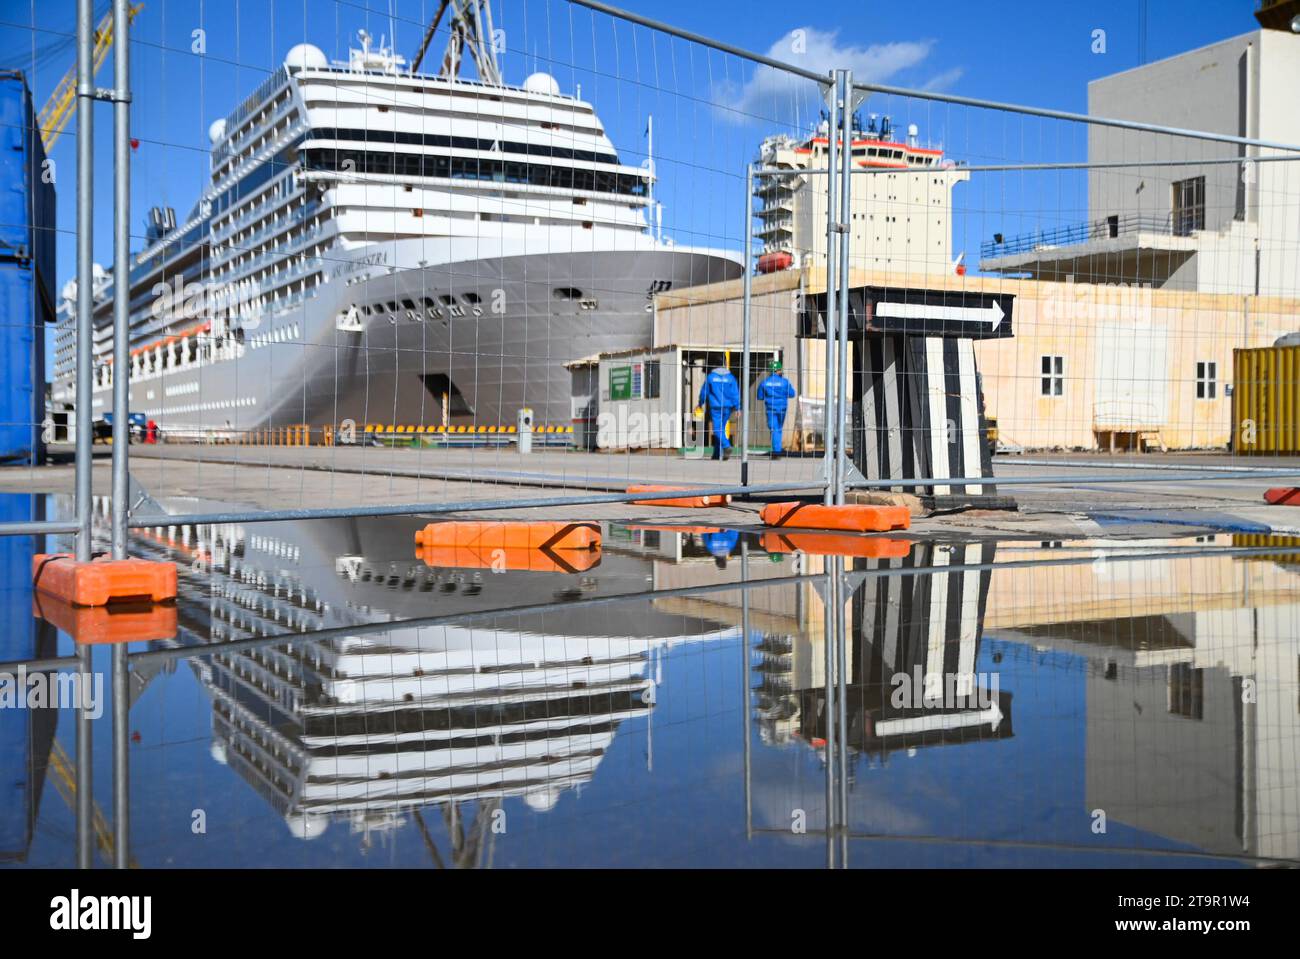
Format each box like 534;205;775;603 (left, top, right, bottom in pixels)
413;521;601;551
1264;487;1300;506
759;501;911;533
627;485;732;508
415;544;602;573
32;554;178;607
33;594;178;645
762;531;912;559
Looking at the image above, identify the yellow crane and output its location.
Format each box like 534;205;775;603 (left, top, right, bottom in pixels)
35;3;142;152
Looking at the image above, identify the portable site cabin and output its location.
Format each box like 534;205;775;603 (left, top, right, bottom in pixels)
582;344;782;452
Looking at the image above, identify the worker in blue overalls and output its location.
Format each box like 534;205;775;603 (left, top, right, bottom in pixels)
698;364;740;460
757;360;797;458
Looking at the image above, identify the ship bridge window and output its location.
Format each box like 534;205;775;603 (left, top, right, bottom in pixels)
401;298;416;310
553;287;583;300
461;292;481;305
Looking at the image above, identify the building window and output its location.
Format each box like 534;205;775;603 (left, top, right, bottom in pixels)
645;360;661;400
1196;360;1217;399
1168;664;1204;720
1040;355;1064;396
1172;175;1205;236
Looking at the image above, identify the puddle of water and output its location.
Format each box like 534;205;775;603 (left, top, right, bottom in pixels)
2;493;1298;868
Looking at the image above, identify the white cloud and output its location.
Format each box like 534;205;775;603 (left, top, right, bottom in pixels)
921;67;965;93
718;26;954;121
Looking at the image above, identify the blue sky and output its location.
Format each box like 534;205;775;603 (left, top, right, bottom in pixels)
0;0;1265;289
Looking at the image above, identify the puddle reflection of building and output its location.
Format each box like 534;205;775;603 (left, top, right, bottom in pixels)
985;538;1300;862
766;540;1009;757
114;510;735;853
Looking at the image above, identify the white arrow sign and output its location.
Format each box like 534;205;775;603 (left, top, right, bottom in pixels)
875;299;1004;329
874;700;1003;738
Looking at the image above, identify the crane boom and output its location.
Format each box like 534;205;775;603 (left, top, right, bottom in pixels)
35;3;142;152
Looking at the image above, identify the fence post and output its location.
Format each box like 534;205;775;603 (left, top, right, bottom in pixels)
834;68;852;505
822;71;840;506
741;163;754;487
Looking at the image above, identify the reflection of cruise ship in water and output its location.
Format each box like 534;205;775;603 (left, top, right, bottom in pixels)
53;1;741;433
111;505;733;844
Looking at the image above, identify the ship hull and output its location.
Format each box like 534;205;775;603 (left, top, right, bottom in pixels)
91;246;741;432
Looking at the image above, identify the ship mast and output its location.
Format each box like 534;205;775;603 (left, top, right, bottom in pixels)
410;0;502;86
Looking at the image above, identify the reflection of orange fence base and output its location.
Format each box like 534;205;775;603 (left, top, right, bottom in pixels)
414;521;601;551
415;544;602;574
33;594;178;645
32;554;178;607
628;485;732;508
1264;487;1300;506
760;501;910;533
762;531;911;559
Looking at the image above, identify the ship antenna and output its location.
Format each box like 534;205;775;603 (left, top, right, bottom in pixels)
387;0;399;64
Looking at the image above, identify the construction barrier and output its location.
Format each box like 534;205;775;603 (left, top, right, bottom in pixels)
761;531;912;559
627;485;733;508
759;501;911;533
413;521;601;551
415;544;602;574
32;553;178;606
1264;487;1300;506
33;594;178;644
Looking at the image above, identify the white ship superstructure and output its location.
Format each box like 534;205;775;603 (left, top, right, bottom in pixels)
754;114;968;275
52;3;742;434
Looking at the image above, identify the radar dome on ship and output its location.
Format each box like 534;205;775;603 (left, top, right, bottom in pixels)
523;72;560;96
284;812;329;840
207;118;226;144
284;42;327;72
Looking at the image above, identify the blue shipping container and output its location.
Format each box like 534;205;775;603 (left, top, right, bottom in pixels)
0;69;56;465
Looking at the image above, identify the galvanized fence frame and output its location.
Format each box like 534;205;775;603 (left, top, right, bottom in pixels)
0;0;1297;550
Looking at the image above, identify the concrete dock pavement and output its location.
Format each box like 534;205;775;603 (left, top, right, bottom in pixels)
3;446;1300;540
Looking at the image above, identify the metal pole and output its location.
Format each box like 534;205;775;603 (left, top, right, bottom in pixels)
126;541;1300;669
109;12;135;864
111;644;128;867
822;76;839;507
9;465;1300;540
741;537;752;841
74;0;94;563
75;645;93;868
834;69;852;506
822;557;836;868
567;1;1300;154
110;0;131;560
740;164;753;487
834;556;849;866
0;521;81;537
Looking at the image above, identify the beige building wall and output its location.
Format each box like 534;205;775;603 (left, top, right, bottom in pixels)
655;267;1300;451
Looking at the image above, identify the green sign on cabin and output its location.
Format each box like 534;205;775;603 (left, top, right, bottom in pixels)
610;365;633;401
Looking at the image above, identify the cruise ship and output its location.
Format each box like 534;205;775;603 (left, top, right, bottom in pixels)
52;2;742;434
